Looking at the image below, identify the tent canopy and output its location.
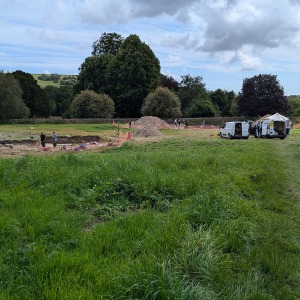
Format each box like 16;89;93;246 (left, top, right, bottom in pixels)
265;113;289;121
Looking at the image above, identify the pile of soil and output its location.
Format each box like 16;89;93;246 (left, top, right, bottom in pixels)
131;116;172;129
131;116;169;138
134;126;164;138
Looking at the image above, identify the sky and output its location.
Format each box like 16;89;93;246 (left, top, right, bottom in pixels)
1;0;300;95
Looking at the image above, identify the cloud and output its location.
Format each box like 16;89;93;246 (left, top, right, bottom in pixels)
166;55;182;65
76;0;300;72
162;34;199;50
78;0;198;23
236;49;262;71
196;1;300;52
40;27;64;42
1;0;300;93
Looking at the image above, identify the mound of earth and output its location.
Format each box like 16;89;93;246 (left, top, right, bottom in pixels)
132;116;171;129
133;126;164;138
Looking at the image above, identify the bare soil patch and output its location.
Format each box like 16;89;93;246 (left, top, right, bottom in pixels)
0;135;120;158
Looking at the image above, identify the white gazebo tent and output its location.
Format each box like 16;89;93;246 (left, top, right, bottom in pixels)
266;113;289;122
266;112;291;134
266;113;291;127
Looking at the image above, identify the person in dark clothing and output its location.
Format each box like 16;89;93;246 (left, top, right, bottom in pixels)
52;132;57;147
184;119;189;129
40;132;46;147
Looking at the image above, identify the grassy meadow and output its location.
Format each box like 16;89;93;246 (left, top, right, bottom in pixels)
32;74;77;88
32;74;60;88
0;126;299;299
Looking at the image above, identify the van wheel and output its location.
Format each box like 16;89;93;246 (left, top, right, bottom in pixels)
229;134;233;139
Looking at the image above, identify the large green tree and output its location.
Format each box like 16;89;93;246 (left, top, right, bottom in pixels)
160;74;179;92
0;72;30;119
92;32;124;56
210;89;235;116
178;75;212;117
74;55;112;94
12;70;50;117
44;85;74;117
141;87;182;118
237;74;289;116
187;98;216;117
75;33;124;95
287;95;300;117
69;90;115;118
76;33;160;117
106;34;160;117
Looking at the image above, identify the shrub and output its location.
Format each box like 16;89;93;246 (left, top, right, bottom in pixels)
69;90;115;118
141;87;182;118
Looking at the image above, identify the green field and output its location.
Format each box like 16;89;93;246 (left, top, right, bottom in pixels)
32;74;60;88
0;127;299;299
32;74;77;88
0;123;124;142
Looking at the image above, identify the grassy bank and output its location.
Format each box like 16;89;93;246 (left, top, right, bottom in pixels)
0;129;299;299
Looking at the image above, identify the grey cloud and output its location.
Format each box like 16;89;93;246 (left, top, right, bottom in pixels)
79;1;132;24
199;19;283;52
79;0;198;24
196;1;300;53
78;0;300;72
79;0;300;53
162;34;199;50
129;0;198;18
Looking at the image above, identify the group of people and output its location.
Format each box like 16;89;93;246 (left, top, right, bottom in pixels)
174;119;189;129
40;132;57;148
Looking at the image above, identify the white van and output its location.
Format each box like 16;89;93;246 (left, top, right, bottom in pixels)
219;121;249;139
254;120;286;139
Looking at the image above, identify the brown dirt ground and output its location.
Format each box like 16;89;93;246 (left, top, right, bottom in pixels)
0;139;121;158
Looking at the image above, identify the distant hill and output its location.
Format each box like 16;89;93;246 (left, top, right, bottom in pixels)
32;74;77;88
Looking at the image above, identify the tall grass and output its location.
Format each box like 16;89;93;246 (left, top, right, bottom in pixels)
0;133;299;299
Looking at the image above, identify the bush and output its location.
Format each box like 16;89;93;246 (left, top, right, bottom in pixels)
69;90;115;118
141;87;182;118
187;100;216;117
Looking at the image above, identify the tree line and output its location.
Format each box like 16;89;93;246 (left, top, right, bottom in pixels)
0;32;297;121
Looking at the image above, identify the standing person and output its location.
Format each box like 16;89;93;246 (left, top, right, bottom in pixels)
40;132;46;147
185;119;189;129
174;119;178;128
52;132;57;147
